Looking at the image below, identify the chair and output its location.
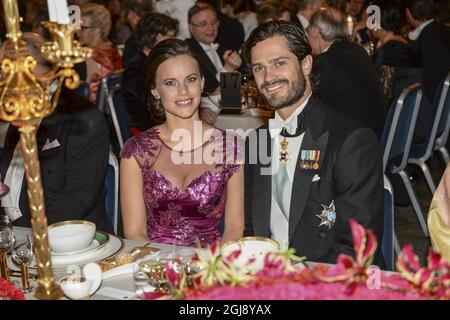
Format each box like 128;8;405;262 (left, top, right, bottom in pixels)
97;73;131;150
380;86;429;237
382;175;400;271
105;150;119;235
408;72;450;193
432;72;450;165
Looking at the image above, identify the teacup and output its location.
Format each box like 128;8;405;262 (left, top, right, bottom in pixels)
59;263;103;299
59;275;91;300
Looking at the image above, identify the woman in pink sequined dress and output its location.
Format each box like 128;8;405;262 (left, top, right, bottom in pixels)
120;39;244;247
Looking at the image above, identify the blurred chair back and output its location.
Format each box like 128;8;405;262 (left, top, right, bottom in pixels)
433;72;450;164
380;86;423;174
407;73;450;193
382;175;400;271
97;73;131;152
105;150;119;235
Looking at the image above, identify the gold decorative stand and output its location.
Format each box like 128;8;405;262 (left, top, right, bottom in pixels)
0;0;91;299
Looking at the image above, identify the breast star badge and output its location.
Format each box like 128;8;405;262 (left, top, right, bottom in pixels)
316;200;336;229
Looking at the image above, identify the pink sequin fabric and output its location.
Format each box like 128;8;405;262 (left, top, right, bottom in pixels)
121;127;243;247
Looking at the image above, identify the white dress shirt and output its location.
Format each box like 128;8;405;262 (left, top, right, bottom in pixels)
269;94;312;249
408;19;434;41
297;13;310;30
199;42;226;82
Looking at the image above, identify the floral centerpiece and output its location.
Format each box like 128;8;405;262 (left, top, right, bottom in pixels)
145;219;449;300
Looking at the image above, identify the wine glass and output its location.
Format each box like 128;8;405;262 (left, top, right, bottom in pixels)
0;215;14;281
12;236;34;293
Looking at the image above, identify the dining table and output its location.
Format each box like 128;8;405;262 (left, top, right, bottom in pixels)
10;227;197;300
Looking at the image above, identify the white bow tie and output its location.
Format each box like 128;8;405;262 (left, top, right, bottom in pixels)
204;43;219;52
268;116;298;139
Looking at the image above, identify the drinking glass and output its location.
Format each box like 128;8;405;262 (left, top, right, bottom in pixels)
0;216;14;281
12;236;35;293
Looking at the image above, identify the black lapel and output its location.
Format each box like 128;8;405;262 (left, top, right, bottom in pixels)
251;126;272;237
288;98;329;241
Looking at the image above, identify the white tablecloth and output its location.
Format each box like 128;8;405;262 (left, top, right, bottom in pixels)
216;109;273;133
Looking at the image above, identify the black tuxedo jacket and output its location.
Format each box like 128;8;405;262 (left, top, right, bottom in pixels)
122;52;156;131
0;90;112;232
315;38;386;138
244;97;385;265
185;37;226;95
217;12;245;52
409;21;450;102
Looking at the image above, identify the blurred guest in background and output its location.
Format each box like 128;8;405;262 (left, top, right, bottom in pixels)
121;0;154;68
78;3;123;104
198;0;245;52
186;2;242;95
293;0;325;30
255;1;292;24
122;13;179;133
222;0;258;40
120;39;244;245
308;7;385;137
108;0;133;45
153;0;196;41
371;0;422;107
405;0;450;103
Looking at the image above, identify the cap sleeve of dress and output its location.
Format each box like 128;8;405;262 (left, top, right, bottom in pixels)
120;127;161;168
212;129;244;177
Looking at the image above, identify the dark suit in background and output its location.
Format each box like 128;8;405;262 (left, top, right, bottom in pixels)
244;97;385;266
315;38;386;138
0;90;112;232
185;37;226;94
409;21;450;103
122;52;156;131
122;34;139;69
216;12;245;52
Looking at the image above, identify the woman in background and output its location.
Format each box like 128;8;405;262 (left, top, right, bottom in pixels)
78;3;123;104
122;12;179;134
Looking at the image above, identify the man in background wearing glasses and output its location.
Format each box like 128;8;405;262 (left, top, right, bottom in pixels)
186;2;243;95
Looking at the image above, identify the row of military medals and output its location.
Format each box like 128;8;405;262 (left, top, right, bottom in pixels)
280;137;320;170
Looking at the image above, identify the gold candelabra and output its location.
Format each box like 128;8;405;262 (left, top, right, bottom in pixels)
0;0;91;299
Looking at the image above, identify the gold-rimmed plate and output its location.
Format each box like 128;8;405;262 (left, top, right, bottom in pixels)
9;233;125;272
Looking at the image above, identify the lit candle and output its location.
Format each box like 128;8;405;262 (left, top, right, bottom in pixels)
347;16;354;37
47;0;70;24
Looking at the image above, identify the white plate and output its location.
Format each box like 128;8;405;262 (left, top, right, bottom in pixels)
52;239;99;256
221;237;280;271
9;233;125;272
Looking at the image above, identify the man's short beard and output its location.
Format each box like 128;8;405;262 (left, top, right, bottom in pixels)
261;73;307;110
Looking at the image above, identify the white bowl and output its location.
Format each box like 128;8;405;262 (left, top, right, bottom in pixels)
48;220;96;253
221;237;280;271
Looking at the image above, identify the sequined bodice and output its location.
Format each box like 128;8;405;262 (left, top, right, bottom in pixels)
121;127;242;247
